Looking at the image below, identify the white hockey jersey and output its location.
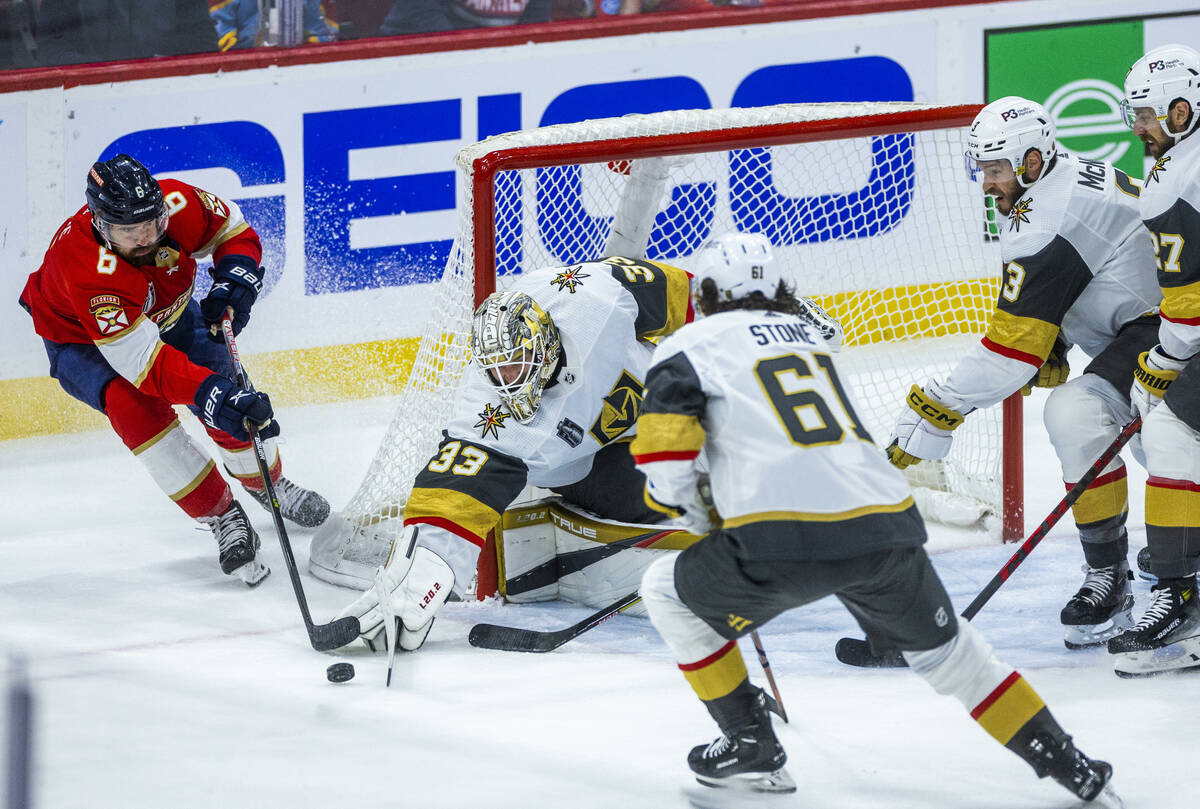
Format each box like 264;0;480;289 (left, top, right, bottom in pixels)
1139;132;1200;360
632;309;923;560
935;152;1159;411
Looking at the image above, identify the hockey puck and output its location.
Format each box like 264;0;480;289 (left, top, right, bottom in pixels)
326;662;355;683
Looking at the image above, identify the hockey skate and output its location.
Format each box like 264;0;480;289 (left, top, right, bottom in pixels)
688;690;795;794
1060;561;1134;649
1135;546;1156;582
203;500;269;586
1108;576;1200;678
244;477;330;528
1020;728;1121;806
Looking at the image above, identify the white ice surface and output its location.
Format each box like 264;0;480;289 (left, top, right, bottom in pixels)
1;390;1191;809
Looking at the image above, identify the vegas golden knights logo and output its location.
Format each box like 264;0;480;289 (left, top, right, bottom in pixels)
474;402;510;439
727;614;752;632
551;266;589;293
1008;198;1032;231
1148;155;1171;184
589;370;644;445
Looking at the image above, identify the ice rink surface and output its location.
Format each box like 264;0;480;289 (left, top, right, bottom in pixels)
2;390;1193;809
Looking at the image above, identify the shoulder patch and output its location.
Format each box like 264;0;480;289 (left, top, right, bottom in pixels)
556;417;584;447
89;296;128;335
1008;198;1033;232
550;266;589;293
1148;155;1171;185
195;189;228;218
474;402;510;439
589;370;644;445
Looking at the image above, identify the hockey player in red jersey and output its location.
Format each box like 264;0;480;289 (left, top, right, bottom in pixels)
18;153;329;585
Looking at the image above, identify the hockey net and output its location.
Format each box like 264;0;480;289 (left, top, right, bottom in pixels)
312;101;1023;596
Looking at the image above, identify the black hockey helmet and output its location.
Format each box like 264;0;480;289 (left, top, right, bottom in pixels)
86;154;168;246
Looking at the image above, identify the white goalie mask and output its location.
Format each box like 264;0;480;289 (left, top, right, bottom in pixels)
963;96;1057;189
691;232;780;307
1122;44;1200;141
470;290;562;424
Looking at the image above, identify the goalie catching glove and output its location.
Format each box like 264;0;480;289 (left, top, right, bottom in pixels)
334;526;454;652
886;383;968;469
1131;346;1187;420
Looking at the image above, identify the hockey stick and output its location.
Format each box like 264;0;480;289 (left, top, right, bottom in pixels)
504;527;687;597
835;417;1142;669
468;591;643;652
751;631;788;723
220;312;361;652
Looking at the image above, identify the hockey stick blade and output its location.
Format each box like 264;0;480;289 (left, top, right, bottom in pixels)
309;616;363;652
468;592;642;653
834;637;907;669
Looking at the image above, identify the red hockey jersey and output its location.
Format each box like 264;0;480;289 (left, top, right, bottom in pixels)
20;179;262;405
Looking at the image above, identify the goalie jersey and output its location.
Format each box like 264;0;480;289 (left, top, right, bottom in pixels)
1139;132;1200;360
631;309;925;560
935;152;1159;411
403;257;693;553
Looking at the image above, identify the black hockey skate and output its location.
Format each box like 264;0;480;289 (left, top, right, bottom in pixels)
1060;561;1134;649
1021;729;1115;804
1108;576;1200;677
245;477;330;528
688;690;795;794
204;500;269;586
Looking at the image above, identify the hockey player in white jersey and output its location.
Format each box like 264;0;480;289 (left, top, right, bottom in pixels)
1107;44;1200;676
332;255;695;651
887;96;1159;649
633;239;1119;804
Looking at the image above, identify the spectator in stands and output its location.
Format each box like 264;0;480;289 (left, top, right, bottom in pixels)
37;0;218;66
208;0;337;50
1;0;38;68
379;0;550;35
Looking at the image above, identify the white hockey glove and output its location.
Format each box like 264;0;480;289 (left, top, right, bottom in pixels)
1131;346;1187;420
887;383;968;469
797;297;844;353
335;533;454;653
650;477;716;536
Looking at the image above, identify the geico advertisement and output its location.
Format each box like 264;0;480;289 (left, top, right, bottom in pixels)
2;19;937;377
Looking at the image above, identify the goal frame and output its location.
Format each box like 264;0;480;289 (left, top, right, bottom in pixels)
463;104;1025;598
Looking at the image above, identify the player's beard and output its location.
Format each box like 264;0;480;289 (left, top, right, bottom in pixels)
987;185;1021;217
118;240;163;266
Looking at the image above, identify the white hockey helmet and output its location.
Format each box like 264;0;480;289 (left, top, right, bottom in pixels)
470;289;562;424
1121;43;1200;140
963;96;1057;188
690;232;779;306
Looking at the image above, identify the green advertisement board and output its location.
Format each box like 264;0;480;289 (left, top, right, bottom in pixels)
986;19;1146;179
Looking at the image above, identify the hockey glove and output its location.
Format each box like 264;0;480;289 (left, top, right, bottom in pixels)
201;255;263;342
1131;346;1187;420
194;374;280;442
796;297;844;353
1022;339;1071;395
886;383;967;469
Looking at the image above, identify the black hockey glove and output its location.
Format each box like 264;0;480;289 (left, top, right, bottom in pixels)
194;374;280;442
201;255;263;342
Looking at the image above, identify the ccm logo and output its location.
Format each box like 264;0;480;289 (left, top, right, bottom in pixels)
908;391;962;428
418;582;441;610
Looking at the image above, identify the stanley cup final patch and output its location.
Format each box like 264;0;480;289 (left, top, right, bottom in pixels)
89;295;129;335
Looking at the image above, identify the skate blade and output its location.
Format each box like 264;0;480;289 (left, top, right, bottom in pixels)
1063;610;1134;649
695;767;797;794
1113;634;1200;677
1090;782;1125;809
236;560;271;587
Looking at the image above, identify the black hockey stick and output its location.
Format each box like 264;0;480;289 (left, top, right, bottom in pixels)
468;590;643;652
835;417;1143;669
220;312;360;652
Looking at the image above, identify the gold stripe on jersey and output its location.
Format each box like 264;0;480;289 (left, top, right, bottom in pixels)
647;260;694;339
722;496;915;528
134;341;165;388
171;459;218;501
630;412;706;457
132;417;182;455
1160;278;1200;322
405;486;500;542
679;640;749;701
197;219;250;258
971;672;1045;745
981;310;1059;366
1146;476;1200;528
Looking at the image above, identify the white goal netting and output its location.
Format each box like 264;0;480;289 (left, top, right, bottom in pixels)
311;102;1013;593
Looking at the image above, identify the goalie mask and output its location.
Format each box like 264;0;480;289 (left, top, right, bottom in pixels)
963;97;1057;189
690;232;779;306
1121;44;1200;142
470;290;562;424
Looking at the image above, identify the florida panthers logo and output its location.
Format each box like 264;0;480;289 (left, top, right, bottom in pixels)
474;402;510;439
1008;198;1033;232
1148;155;1172;184
551;266;590;293
589;370;644;445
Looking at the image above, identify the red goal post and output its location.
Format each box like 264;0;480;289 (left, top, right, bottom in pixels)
310;102;1025;599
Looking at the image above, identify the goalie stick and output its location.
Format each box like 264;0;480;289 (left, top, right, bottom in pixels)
835;417;1142;669
220;313;361;653
468;591;643;653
